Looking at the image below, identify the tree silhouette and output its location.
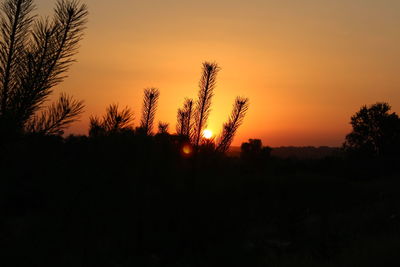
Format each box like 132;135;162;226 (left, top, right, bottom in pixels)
140;87;159;135
193;62;219;147
240;138;272;161
0;0;88;137
241;139;262;155
216;97;249;153
89;104;134;136
344;102;400;156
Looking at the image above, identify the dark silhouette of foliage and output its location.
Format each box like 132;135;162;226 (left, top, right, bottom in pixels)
89;103;134;136
343;102;400;156
25;93;83;135
193;62;220;147
157;121;169;134
182;97;193;137
176;108;185;136
0;0;88;137
89;115;103;137
0;0;35;116
217;97;249;153
241;138;272;161
176;97;193;138
140;87;159;135
241;138;262;155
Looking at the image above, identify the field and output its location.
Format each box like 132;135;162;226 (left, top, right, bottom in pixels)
1;134;399;266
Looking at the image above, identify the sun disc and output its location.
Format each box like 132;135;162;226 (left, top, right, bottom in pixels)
203;129;213;139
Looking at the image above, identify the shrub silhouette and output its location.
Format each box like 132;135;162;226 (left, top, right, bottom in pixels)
343;102;400;157
89;104;134;136
157;121;169;134
0;0;88;138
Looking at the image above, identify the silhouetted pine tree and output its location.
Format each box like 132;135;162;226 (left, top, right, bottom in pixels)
216;97;249;153
193;62;219;147
140;87;159;135
0;0;88;137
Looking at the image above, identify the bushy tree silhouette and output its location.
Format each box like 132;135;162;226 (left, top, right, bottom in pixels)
140;87;159;135
241;139;272;160
157;121;169;134
0;0;88;138
241;139;262;155
344;102;400;156
217;97;249;153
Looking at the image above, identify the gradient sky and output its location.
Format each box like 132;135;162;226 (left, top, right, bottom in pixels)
36;0;400;146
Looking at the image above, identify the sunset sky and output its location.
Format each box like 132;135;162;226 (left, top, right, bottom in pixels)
36;0;400;146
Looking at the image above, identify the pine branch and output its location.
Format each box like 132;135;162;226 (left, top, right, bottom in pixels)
216;97;249;153
0;0;35;115
88;104;134;136
176;108;185;136
88;115;104;137
25;92;84;135
193;62;219;147
4;0;88;131
102;104;134;132
176;98;193;137
140;87;159;135
183;97;193;138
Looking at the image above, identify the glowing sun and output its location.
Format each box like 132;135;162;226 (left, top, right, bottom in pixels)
203;129;213;139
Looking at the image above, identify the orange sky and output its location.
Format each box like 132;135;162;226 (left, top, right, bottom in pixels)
37;0;400;146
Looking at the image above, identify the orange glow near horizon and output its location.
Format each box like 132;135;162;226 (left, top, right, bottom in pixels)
36;0;400;147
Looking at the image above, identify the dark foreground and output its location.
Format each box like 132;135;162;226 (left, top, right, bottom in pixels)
1;134;400;266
